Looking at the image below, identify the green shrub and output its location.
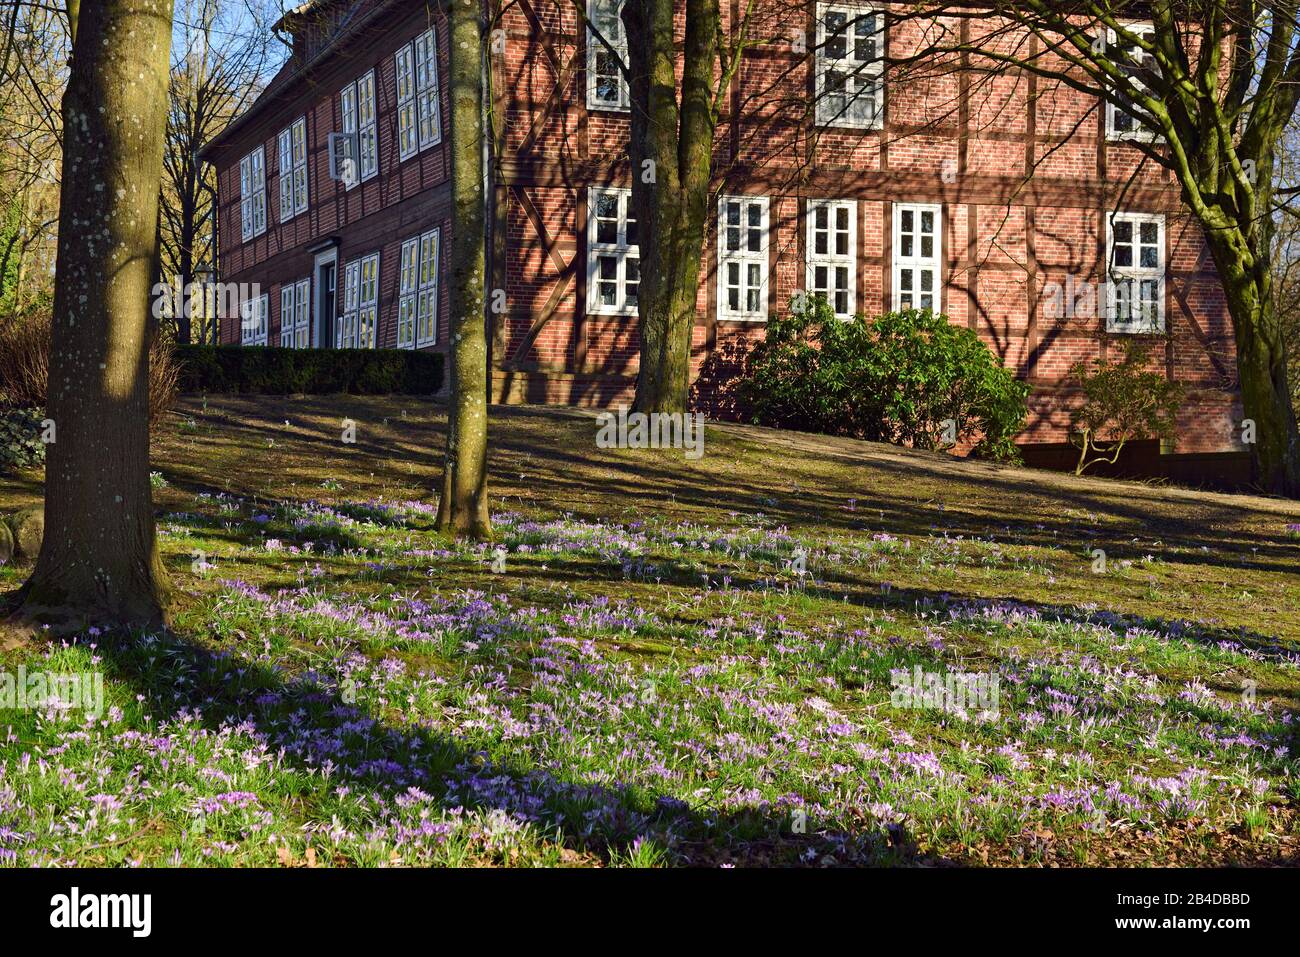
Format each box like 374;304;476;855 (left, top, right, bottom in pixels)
0;407;47;471
1068;342;1184;474
174;345;444;396
737;297;1029;461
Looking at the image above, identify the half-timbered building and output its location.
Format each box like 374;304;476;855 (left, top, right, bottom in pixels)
204;0;1242;452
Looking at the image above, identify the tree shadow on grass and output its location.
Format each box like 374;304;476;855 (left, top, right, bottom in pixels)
61;619;948;868
158;396;1300;581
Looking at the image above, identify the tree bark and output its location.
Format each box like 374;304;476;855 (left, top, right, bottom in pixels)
624;0;720;415
18;0;174;628
1203;227;1300;496
435;0;491;539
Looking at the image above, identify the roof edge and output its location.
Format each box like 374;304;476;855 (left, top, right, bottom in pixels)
200;0;406;163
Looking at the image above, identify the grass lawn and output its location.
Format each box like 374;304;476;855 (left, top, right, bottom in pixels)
1;394;1298;867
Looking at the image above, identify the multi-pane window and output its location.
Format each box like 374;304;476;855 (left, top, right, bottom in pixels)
240;292;268;345
340;70;377;188
815;3;884;129
892;203;942;312
279;285;293;347
279;278;311;348
587;0;629;110
239;146;266;241
1106;212;1164;332
277;117;308;222
717;196;769;321
398;228;440;348
338;253;380;349
339;84;357;187
1105;24;1159;140
587;187;639;314
397;29;442;160
806;199;856;317
396;45;417;158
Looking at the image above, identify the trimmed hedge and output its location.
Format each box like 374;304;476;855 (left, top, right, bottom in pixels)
174;345;444;396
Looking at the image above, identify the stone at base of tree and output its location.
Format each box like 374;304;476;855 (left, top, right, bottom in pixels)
0;521;12;565
7;505;43;561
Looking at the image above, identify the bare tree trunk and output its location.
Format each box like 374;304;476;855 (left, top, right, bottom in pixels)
1205;229;1300;496
435;0;491;539
19;0;174;628
624;0;720;414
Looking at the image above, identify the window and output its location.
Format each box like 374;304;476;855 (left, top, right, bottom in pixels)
240;292;268;345
587;187;639;314
396;45;417;158
587;0;629;110
340;70;377;188
397;29;442;160
815;3;884;129
892;203;942;312
806;199;856;317
1105;24;1159;141
280;278;311;348
398;228;440;348
277;117;308;221
1106;212;1164;332
239;146;266;241
717;196;770;321
339;253;380;349
339;84;356;186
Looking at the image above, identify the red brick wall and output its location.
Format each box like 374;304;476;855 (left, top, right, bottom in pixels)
210;1;1242;454
492;1;1241;453
210;0;452;350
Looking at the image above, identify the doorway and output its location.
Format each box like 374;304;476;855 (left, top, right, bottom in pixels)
313;249;337;347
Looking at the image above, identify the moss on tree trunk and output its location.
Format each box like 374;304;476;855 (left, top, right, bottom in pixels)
1204;229;1300;497
436;0;492;539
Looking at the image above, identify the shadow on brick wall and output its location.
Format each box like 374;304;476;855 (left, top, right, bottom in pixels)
1018;439;1253;492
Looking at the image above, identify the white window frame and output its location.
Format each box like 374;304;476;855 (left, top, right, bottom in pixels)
716;195;770;322
815;3;885;130
239;145;266;241
398;228;440;348
587;186;640;315
241;292;268;345
277;117;308;222
1105;212;1165;333
806;199;857;318
587;0;630;111
396;44;418;159
339;83;357;188
339;259;358;348
398;29;443;160
280;278;311;348
892;202;943;313
340;70;377;188
338;252;380;349
1104;23;1160;142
